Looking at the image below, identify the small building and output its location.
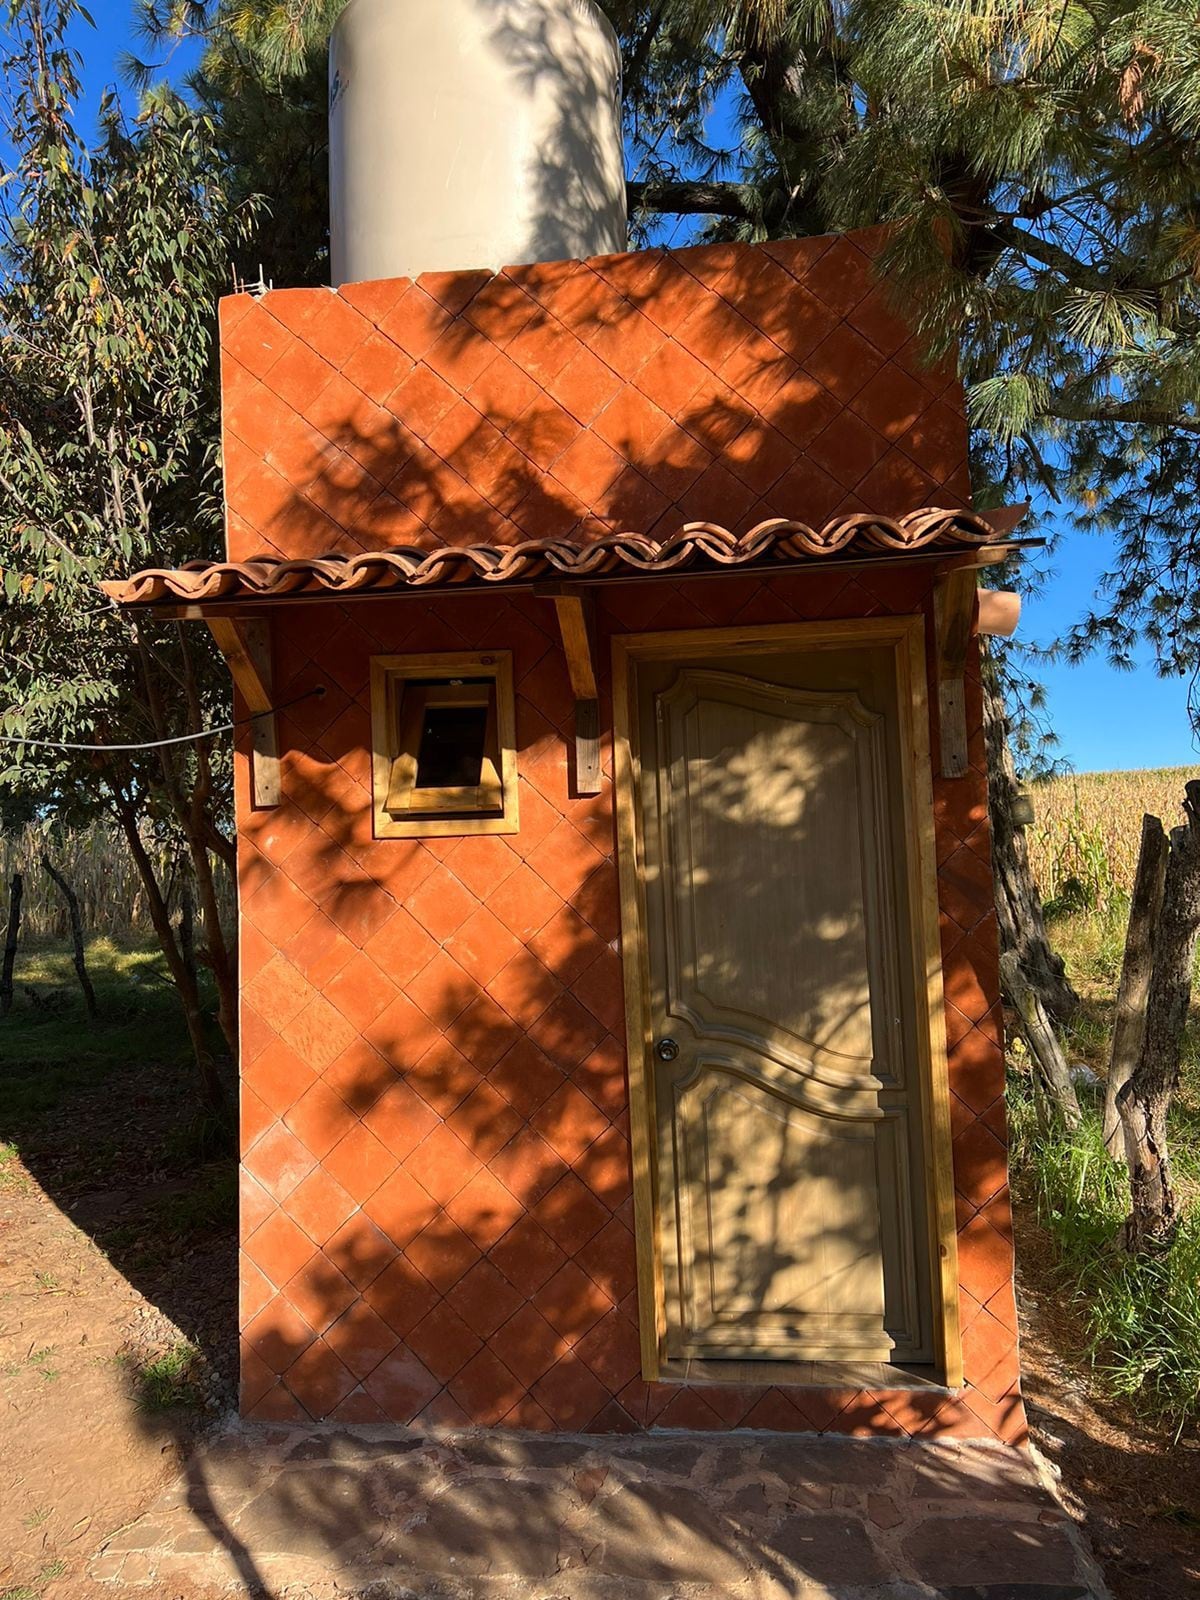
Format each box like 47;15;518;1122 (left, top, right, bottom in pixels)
105;0;1027;1443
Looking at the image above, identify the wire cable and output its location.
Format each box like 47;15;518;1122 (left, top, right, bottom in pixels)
0;685;326;753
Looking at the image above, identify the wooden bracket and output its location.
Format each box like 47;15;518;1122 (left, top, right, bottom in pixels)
206;617;281;808
536;584;602;796
933;568;978;780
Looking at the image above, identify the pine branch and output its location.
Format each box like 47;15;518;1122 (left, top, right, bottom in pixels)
626;178;764;221
1046;398;1200;435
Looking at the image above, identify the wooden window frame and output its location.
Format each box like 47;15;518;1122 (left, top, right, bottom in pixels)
370;652;519;839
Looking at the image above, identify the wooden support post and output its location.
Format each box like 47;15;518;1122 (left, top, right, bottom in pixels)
536;585;602;795
933;567;978;779
207;617;282;808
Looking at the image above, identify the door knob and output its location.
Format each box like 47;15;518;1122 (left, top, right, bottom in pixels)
655;1037;679;1062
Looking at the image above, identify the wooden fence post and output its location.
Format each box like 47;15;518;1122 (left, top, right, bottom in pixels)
1103;814;1168;1160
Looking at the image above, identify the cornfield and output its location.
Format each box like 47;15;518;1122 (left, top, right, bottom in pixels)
1027;765;1199;914
0;825;235;942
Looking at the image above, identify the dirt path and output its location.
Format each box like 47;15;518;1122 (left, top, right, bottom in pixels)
0;1162;204;1598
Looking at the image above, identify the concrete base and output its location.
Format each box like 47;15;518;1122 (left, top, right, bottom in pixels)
92;1422;1109;1598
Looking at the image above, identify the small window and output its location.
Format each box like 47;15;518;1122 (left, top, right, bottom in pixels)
371;653;518;838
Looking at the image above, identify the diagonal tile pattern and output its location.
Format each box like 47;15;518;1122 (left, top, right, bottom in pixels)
217;230;973;567
221;225;1022;1444
234;566;1024;1445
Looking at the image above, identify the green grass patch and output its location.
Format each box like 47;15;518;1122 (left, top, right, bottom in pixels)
130;1340;207;1412
1011;1076;1200;1430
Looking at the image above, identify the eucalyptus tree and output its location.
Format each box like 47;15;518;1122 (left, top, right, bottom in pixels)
0;0;254;1111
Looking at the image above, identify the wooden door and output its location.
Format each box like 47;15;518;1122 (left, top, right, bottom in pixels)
634;641;934;1367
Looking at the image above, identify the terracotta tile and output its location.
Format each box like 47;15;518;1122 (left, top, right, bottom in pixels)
361;907;439;993
488;1127;568;1208
323;950;399;1031
445;1259;524;1340
953;1118;1009;1210
531;1081;610;1163
242;1122;317;1204
329;1386;389;1424
323;1121;397;1204
445;1165;525;1248
245;1208;317;1289
242;1294;316;1374
408;949;478;1031
240;1171;275;1239
576;1217;637;1303
532;1352;609;1429
280;994;359;1073
244;1037;317;1118
239;1254;275;1325
361;1347;442;1420
406;1300;483;1384
532;1172;610;1255
444;835;518;901
323;1212;399;1290
488;1214;569;1293
486;949;563;1027
286;1166;358;1246
574;1123;632;1209
362;992;442;1072
487;863;563;941
572;1305;642;1393
488;1037;565;1117
362;1165;440;1250
362;1078;441;1159
407;1123;482;1206
527;819;605;900
283;1078;359;1161
528;904;606;985
446;1081;524;1163
490;1303;564;1388
404;1035;483;1117
442;992;522;1072
572;1036;628;1118
362;1254;440;1336
444;906;523;988
321;1038;399;1114
404;1210;482;1292
533;1260;612;1345
408;865;478;941
448;1345;527;1426
283;1253;359;1334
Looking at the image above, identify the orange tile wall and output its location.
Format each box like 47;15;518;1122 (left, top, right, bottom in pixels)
235;568;1024;1442
225;227;1023;1442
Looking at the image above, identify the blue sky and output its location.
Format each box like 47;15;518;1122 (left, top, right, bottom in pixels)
57;0;1200;775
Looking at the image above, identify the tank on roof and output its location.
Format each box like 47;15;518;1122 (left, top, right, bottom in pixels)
328;0;627;287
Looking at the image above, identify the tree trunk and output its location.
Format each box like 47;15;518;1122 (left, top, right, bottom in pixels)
983;660;1079;1025
1;873;22;1018
1000;949;1082;1130
1103;814;1168;1160
40;852;99;1019
1117;780;1200;1253
110;790;229;1121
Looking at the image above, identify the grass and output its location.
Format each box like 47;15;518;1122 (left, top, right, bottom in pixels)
1013;763;1200;1431
128;1339;208;1412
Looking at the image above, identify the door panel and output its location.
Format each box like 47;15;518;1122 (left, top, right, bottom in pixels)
637;643;933;1366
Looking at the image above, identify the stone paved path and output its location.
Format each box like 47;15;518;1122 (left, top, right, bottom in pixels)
90;1422;1110;1599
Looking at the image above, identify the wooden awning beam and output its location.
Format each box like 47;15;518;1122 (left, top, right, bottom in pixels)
206;617;281;809
534;583;602;796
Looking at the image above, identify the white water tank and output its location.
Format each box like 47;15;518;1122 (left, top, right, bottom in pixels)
328;0;626;286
